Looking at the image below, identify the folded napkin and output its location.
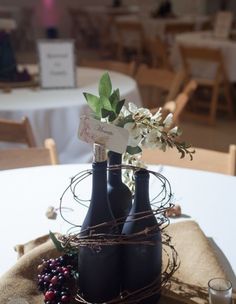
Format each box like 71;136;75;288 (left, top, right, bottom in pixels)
0;221;228;304
163;220;227;304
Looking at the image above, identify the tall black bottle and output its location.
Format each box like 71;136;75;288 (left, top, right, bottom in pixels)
78;144;120;303
122;169;162;304
108;151;132;233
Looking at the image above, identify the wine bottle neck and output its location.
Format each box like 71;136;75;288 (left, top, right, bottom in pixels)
91;160;108;202
108;151;122;184
133;170;150;211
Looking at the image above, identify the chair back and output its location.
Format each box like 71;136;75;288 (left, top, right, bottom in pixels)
142;145;236;176
114;19;145;61
179;45;227;81
135;64;185;108
68;8;97;48
165;22;195;36
145;37;172;70
0;117;36;147
0;138;59;170
151;80;197;124
80;59;136;77
179;45;232;124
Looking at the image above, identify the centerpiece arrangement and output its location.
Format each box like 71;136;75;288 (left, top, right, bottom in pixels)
37;73;194;304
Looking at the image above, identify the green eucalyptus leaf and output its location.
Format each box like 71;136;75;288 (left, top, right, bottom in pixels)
109;89;120;107
83;93;101;117
126;146;142;155
116;99;125;115
100;96;113;111
101;108;112;118
49;231;64;252
108;112;117;122
123;114;134;124
99;72;112;98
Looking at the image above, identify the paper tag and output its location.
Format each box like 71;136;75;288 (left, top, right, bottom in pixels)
78;116;129;154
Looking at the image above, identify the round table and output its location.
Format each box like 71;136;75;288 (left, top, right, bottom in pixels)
0;164;235;288
0;67;142;163
171;31;236;82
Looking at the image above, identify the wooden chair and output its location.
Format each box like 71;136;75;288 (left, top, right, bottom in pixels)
180;45;234;125
114;19;145;62
162;80;198;125
0;138;59;170
164;22;195;48
68;8;99;49
80;59;136;77
145;36;172;70
135;64;185;109
0;117;36;147
142;144;236;176
165;22;195;35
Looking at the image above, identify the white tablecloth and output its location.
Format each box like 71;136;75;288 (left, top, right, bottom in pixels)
0;164;235;289
0;67;142;163
171;31;236;82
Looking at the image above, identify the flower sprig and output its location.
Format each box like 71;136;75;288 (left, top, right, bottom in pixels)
83;72;194;161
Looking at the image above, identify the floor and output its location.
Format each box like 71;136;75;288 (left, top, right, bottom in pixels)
180;118;236;152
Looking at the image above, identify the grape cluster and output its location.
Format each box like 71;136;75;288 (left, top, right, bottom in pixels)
37;254;78;304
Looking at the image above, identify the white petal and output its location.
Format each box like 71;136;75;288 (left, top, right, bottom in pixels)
169;126;178;135
163;113;173;128
128;102;138;113
128;135;142;147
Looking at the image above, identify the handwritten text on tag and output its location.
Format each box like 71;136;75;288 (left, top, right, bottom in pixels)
78;116;129;154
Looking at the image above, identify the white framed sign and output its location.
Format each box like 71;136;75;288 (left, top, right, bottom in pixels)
37;40;76;89
213;11;233;39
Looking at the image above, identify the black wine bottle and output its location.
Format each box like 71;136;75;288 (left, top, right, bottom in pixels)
122;169;162;303
108;151;132;233
78;144;120;303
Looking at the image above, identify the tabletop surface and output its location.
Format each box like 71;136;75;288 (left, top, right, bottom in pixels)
0;164;235;288
175;30;236;47
0;66;142;164
0;67;140;111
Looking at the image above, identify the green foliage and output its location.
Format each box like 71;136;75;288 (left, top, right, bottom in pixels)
49;231;64;252
83;72;124;122
126;146;142;155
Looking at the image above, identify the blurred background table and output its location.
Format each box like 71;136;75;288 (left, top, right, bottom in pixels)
0;67;142;163
115;14;210;39
0;164;235;289
171;30;236;82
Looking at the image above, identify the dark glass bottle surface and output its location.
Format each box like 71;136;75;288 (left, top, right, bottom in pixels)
122;169;162;304
108;151;132;233
78;144;120;303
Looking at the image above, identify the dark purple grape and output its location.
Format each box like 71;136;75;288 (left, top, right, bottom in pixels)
45;290;55;301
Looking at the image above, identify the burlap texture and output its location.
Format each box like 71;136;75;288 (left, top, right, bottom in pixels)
0;221;229;304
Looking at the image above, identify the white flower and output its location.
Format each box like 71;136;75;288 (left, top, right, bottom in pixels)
151;107;162;122
128;102;152;118
163;113;173;128
169;126;178;135
124;122;142;147
120;105;130;117
128;102;138;114
143;128;163;148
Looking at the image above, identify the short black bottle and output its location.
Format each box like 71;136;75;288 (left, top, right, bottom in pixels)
122;169;162;303
78;144;120;303
108;151;132;233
